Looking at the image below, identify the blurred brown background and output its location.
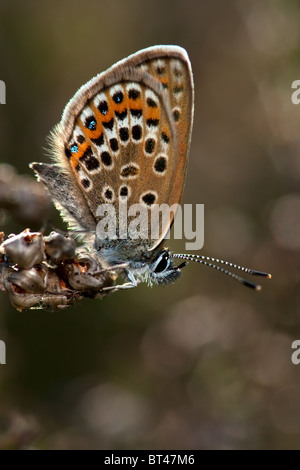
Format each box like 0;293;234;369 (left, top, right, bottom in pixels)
0;0;300;449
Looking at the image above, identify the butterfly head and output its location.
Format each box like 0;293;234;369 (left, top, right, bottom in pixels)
147;249;187;285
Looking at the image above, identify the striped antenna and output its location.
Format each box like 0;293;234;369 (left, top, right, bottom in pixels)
172;253;271;291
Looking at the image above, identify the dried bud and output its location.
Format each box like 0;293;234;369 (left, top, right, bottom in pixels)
2;229;44;270
8;267;46;294
66;256;109;290
44;232;76;262
4;276;44;310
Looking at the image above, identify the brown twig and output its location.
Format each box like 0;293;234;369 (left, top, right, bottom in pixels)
0;229;116;310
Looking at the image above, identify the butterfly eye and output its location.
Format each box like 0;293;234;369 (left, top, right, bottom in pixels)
153;251;170;273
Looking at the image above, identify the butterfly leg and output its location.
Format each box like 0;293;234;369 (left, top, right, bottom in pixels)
101;270;139;292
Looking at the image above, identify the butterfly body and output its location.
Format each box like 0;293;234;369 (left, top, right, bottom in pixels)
94;240;183;287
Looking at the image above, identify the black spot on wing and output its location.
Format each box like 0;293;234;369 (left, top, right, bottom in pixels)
112;91;124;104
91;133;104;147
161;131;170;143
103;118;114;130
174;86;184;94
85;115;97;130
77;135;85;144
146;118;159;127
142;193;156;205
101;151;112;166
81;179;91;189
145;138;155;154
147;97;157;108
98;101;108;115
121;165;139;178
65;147;72;159
128;89;140;100
115;109;127;120
120;186;128;197
110;138;119;152
173;109;180;122
105;188;113;199
132;125;142;141
156;65;166;75
79;147;100;171
130;108;142;118
154;156;167;173
119;127;129;142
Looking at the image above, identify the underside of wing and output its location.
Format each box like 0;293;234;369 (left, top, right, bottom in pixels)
41;46;194;246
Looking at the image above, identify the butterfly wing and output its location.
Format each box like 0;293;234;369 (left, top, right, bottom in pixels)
32;46;194;248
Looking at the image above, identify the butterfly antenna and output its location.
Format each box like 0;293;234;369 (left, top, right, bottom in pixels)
172;253;271;291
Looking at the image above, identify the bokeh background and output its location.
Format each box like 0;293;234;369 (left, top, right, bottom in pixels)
0;0;300;449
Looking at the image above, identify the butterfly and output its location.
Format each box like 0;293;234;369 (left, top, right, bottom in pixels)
31;46;271;291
